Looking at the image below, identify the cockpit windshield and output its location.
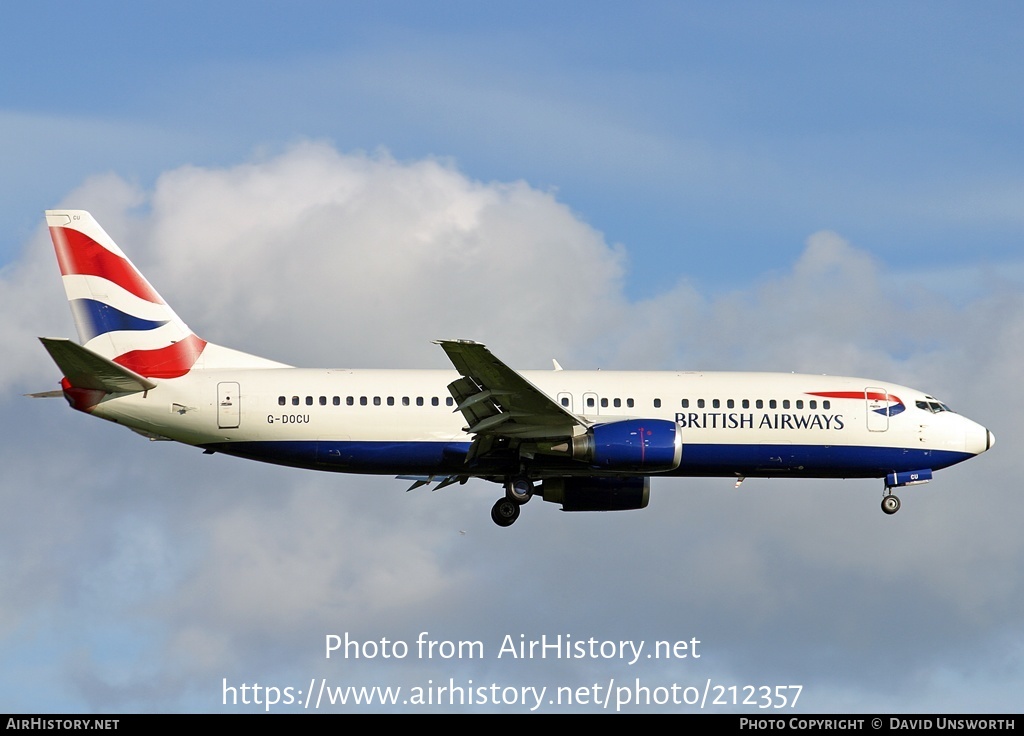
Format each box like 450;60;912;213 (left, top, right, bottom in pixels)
916;397;953;414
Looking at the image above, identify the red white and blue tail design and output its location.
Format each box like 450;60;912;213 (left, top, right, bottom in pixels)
46;210;207;379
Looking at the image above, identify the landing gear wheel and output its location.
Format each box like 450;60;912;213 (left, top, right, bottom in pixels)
881;494;901;515
506;476;534;504
491;497;521;527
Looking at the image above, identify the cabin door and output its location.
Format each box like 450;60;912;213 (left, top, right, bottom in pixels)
218;382;240;429
865;387;889;432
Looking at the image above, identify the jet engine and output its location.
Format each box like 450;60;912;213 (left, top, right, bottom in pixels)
556;418;682;472
542;476;651;511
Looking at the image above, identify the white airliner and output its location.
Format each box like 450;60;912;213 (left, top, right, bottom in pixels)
35;210;994;526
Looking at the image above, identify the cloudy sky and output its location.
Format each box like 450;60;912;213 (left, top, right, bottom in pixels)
1;1;1022;713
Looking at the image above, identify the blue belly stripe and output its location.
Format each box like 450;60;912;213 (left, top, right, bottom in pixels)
200;440;973;479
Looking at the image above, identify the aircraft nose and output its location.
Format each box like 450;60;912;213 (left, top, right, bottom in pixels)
967;424;994;455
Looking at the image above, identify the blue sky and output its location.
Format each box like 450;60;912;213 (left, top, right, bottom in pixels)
5;2;1021;295
2;1;1022;713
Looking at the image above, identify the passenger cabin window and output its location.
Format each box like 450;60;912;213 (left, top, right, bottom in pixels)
614;398;622;408
278;396;286;406
626;398;634;408
681;399;689;408
431;397;439;406
319;396;327;406
654;398;661;408
560;397;569;407
446;397;454;407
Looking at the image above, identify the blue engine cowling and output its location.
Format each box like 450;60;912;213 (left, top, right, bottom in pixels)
572;418;682;472
542;476;650;512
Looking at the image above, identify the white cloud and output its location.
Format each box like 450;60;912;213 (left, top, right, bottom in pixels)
103;141;625;369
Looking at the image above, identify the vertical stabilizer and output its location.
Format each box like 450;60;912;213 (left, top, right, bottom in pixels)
46;210;207;378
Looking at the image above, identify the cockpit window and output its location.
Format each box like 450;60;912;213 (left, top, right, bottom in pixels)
916;400;953;414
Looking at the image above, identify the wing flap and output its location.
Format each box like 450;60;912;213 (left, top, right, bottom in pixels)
435;339;584;442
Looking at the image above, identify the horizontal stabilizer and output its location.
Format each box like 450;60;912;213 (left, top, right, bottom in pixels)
25;390;65;398
39;337;157;393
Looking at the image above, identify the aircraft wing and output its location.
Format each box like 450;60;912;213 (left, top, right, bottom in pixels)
435;340;586;444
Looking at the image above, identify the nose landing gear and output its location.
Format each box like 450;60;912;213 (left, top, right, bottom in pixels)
881;492;901;515
880;469;931;516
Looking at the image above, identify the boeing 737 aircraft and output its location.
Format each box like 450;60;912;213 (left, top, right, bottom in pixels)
35;210;994;526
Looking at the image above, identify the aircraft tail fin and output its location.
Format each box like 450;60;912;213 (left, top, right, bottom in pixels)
46;210;207;379
44;210;288;376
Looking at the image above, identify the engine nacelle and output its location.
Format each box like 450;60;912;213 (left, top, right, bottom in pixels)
570;418;682;472
542;476;650;512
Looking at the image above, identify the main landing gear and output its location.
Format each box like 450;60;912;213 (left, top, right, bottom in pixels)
881;492;901;515
491;476;534;527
